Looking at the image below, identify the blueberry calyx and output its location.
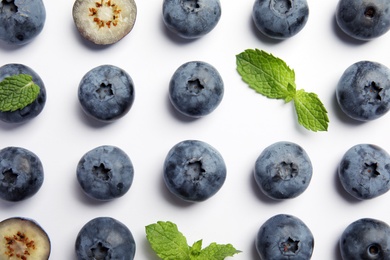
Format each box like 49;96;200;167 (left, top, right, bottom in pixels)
275;161;299;180
181;0;201;12
367;243;381;257
92;163;111;181
1;0;18;15
364;6;376;19
2;168;17;184
279;237;300;255
364;162;381;177
187;78;204;94
96;83;114;100
91;241;110;259
184;158;206;182
271;0;293;15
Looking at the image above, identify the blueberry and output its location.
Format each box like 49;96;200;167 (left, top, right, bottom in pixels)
0;146;44;202
0;0;46;45
338;143;390;200
75;217;136;260
162;0;222;39
254;141;313;200
336;0;390;40
0;63;47;124
163;140;226;202
77;145;134;201
256;214;314;259
252;0;309;40
337;61;390;121
78;65;135;122
169;61;224;118
340;218;390;259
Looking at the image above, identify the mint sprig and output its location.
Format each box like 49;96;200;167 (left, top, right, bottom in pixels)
236;49;329;132
146;221;241;260
0;74;40;112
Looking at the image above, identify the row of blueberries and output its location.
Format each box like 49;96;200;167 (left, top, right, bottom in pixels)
1;0;390;46
1;138;390;259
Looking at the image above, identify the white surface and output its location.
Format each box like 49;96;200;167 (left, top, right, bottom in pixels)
1;0;390;259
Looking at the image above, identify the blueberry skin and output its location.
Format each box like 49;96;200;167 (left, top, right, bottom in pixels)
340;218;390;259
75;217;136;260
0;147;44;202
0;63;47;123
256;214;314;260
254;141;313;200
338;144;390;200
78;65;135;122
77;145;134;201
252;0;309;39
162;0;222;39
169;61;224;118
336;61;390;121
163;140;226;202
0;0;46;45
336;0;390;40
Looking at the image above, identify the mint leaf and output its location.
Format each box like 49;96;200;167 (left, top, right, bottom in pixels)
145;221;190;260
146;221;240;260
0;74;40;112
236;48;328;131
236;48;296;101
294;90;329;132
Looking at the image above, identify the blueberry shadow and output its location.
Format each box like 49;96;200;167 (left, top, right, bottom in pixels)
141;239;161;260
249;16;284;45
333;239;343;260
251;237;260;260
332;90;366;127
0;120;31;131
165;93;199;123
0;40;27;51
159;18;200;45
250;168;283;205
331;14;369;46
76;101;115;129
333;165;362;204
0;197;30;210
159;169;197;208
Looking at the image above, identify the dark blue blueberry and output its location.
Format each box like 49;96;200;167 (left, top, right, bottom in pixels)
338;144;390;200
0;63;47;124
169;61;224;118
256;214;314;260
75;217;136;260
162;0;222;39
336;61;390;121
336;0;390;40
163;140;226;202
254;141;313;200
0;147;44;202
0;0;46;45
252;0;309;39
340;218;390;259
78;65;135;122
77;145;134;201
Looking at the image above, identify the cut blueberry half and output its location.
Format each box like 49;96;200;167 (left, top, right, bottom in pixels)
0;217;51;259
72;0;137;45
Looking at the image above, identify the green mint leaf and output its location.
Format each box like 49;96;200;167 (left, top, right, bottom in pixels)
236;48;329;132
236;48;296;101
146;221;241;260
293;90;329;131
195;242;241;260
145;221;190;260
0;74;40;112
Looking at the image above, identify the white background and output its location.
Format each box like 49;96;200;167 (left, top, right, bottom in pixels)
1;0;390;259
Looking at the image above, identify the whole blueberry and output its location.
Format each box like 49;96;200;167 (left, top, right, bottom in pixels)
336;0;390;40
78;65;135;122
256;214;314;259
336;61;390;121
254;141;313;200
252;0;309;39
340;218;390;259
0;146;44;202
169;61;224;118
162;0;222;39
0;0;46;45
338;144;390;200
77;145;134;201
163;140;226;202
75;217;136;260
0;63;46;123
